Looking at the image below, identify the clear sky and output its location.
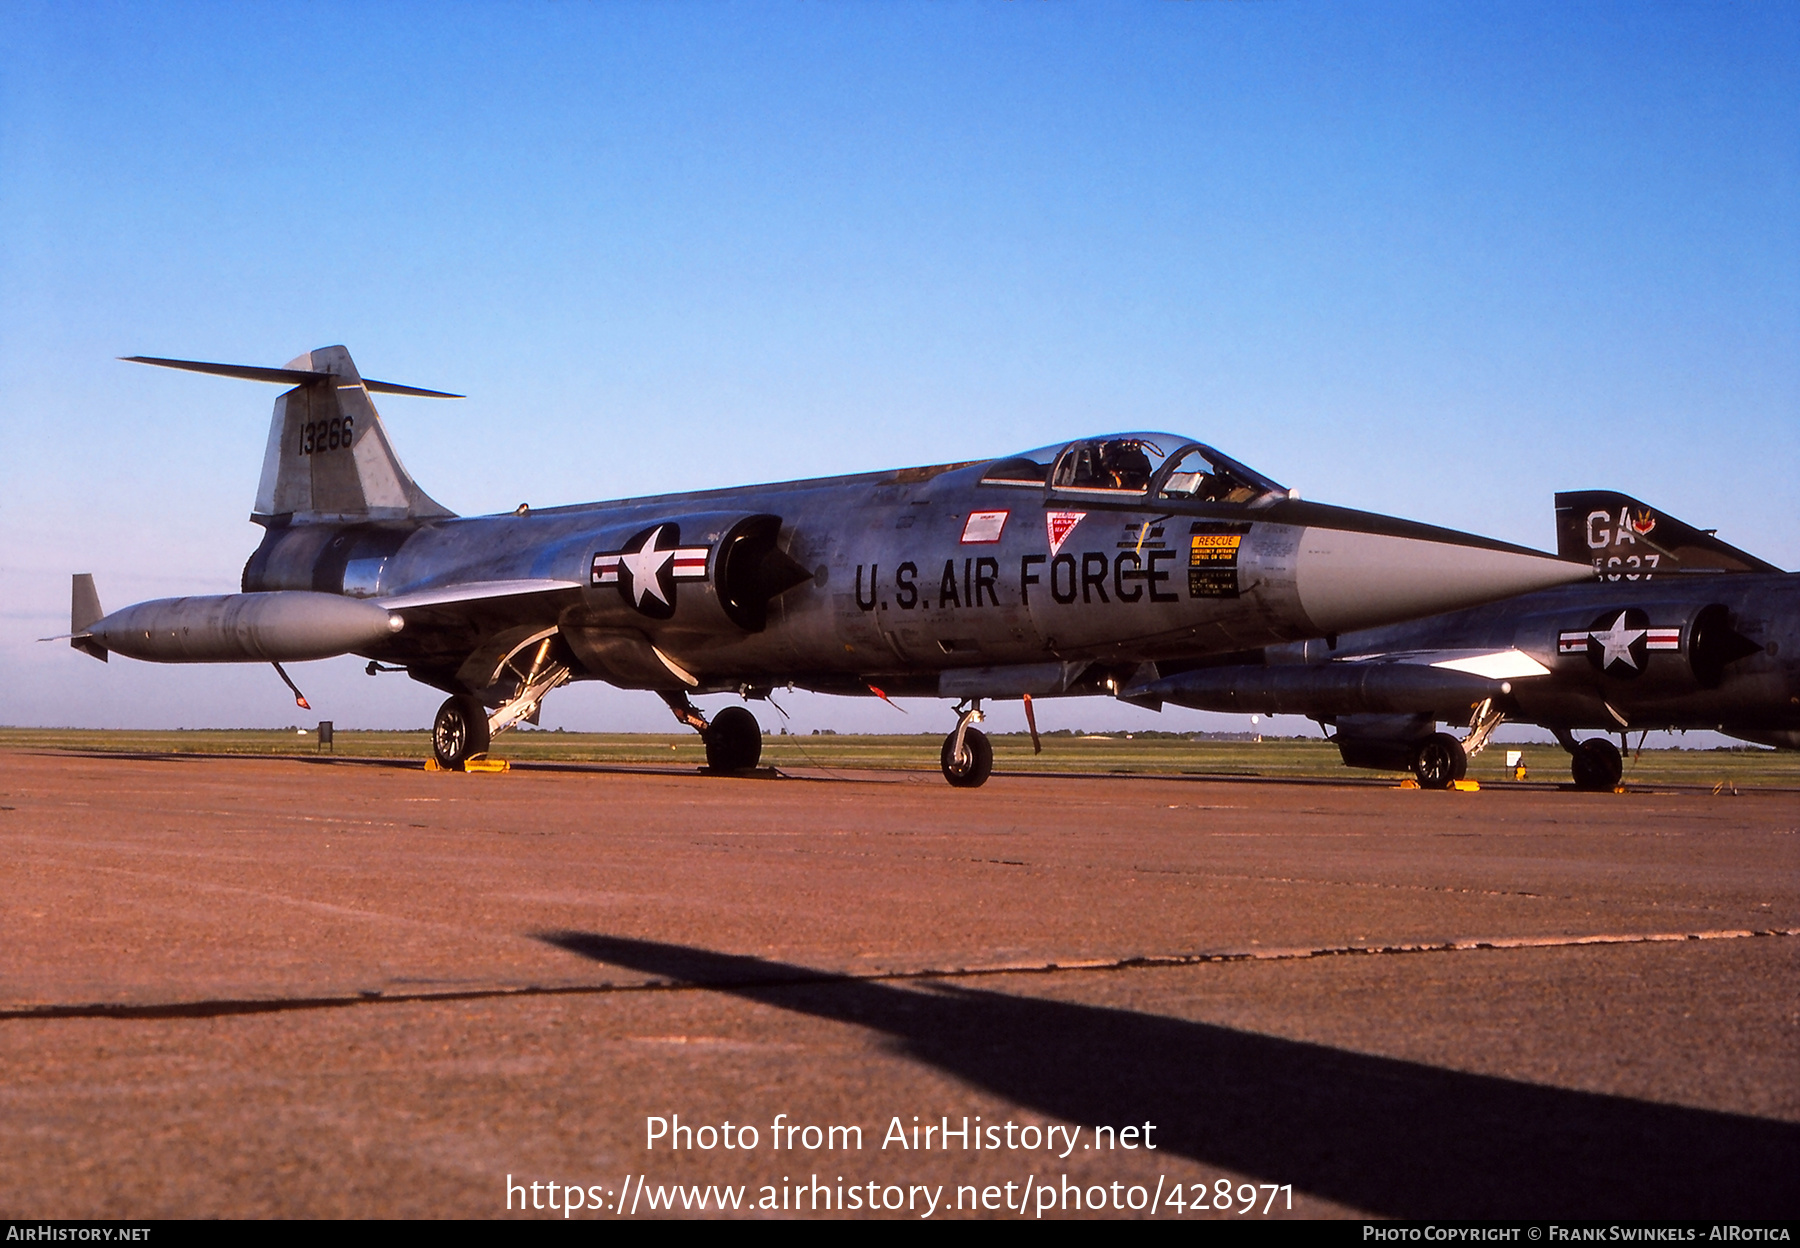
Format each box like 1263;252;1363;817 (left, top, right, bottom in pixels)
1;0;1795;740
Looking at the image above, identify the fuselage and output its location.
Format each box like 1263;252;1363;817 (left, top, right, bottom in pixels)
1156;574;1800;742
238;446;1590;701
80;353;1606;781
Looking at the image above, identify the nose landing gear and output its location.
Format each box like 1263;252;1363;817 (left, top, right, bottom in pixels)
941;701;993;788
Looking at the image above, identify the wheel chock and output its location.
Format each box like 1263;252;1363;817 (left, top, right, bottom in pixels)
1452;780;1480;792
1397;778;1420;790
423;757;509;773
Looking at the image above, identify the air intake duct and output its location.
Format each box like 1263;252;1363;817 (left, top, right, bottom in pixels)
716;515;814;632
1688;603;1762;688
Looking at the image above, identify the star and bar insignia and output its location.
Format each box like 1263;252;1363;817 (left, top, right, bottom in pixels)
591;523;710;618
1558;608;1679;676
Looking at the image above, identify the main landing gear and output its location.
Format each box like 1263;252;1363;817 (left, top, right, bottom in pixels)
432;694;490;770
941;701;993;788
1410;733;1467;790
1407;696;1505;789
706;706;763;772
661;691;763;773
1555;729;1624;791
429;634;573;770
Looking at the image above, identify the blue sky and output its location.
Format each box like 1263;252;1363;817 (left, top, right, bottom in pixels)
1;1;1794;737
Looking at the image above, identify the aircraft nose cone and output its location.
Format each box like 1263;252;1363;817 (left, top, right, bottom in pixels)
1295;528;1592;634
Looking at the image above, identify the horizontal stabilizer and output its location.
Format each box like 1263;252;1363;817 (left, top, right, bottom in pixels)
122;356;463;398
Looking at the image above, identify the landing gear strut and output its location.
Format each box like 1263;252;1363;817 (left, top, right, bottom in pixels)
941;701;993;788
432;694;490;770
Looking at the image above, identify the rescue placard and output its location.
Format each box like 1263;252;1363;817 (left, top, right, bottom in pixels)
1188;529;1244;599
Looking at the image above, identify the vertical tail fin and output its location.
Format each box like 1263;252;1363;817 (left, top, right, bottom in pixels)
1554;491;1782;577
253;347;456;524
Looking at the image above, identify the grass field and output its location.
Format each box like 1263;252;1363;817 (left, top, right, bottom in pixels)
2;727;1795;788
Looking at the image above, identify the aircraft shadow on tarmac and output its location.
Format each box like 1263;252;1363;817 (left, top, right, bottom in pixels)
541;931;1799;1220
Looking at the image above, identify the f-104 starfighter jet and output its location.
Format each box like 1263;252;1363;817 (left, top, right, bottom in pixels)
65;346;1591;784
1131;490;1797;790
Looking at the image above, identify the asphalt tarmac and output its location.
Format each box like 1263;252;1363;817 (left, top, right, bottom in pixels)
2;750;1796;1220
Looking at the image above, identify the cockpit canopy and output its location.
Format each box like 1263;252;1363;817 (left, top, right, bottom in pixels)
980;432;1286;504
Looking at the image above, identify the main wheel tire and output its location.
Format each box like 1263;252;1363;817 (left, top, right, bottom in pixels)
1570;738;1623;790
941;726;993;788
1411;733;1466;790
432;695;490;770
704;706;762;772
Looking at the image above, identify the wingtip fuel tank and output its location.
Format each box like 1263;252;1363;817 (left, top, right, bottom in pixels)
85;591;403;664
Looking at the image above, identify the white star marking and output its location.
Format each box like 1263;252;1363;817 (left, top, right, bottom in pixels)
618;526;676;607
1590;610;1646;671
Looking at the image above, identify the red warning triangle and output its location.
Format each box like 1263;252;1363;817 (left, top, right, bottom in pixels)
1045;511;1086;555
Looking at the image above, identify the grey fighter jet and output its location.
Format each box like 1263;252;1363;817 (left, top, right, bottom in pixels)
66;347;1591;784
1135;491;1797;789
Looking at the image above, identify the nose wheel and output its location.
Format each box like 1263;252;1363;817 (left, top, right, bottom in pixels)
941;702;993;787
432;695;491;770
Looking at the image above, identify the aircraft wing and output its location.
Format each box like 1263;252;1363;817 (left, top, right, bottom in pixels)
369;579;588;698
1332;647;1551;680
377;579;584;611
